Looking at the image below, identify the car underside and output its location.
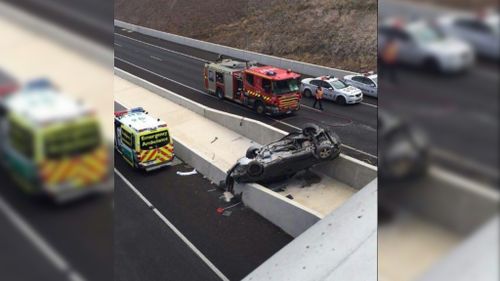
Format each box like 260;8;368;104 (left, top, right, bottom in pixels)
224;124;341;192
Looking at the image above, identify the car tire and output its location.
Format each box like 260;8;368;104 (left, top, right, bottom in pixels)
303;89;312;98
315;142;334;160
216;87;224;100
302;123;320;136
423;58;440;73
336;96;346;105
246;145;261;159
254;101;266;115
247;161;264;177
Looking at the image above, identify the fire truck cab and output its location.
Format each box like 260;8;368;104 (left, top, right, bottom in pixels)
204;59;301;115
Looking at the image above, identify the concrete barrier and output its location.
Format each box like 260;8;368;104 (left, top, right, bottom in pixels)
115;20;356;78
234;182;323;238
384;167;500;235
115;68;377;189
243;180;377;281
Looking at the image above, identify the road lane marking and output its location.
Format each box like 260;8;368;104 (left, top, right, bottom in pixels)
114;169;230;281
115;57;378;160
430;166;499;200
432;147;499;181
115;32;380;110
115;32;208;63
114;43;122;47
0;195;87;281
361;101;378;108
150;55;162;61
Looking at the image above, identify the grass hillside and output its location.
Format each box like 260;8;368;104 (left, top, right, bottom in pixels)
115;0;377;72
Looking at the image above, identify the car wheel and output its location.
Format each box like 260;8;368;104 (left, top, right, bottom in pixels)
247;161;264;177
216;87;224;99
423;58;440;73
315;142;334;160
246;145;261;159
254;101;266;115
336;96;346;105
303;89;312;98
302;123;320;136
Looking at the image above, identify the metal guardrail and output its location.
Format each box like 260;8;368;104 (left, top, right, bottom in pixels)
114;20;356;78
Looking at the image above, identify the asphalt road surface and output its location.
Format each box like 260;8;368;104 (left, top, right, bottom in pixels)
114;150;293;281
114;27;378;165
0;169;113;281
3;0;113;46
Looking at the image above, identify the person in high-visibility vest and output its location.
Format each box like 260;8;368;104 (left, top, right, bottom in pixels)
313;86;324;110
381;38;399;83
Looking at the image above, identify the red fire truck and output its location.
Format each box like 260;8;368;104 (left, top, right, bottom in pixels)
203;59;301;115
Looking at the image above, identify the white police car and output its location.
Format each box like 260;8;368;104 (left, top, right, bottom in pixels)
437;11;499;60
300;76;363;105
379;18;475;73
343;72;377;98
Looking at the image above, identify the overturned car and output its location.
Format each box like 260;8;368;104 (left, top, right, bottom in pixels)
225;124;341;191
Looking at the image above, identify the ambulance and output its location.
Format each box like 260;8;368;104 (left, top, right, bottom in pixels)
114;107;174;171
0;79;111;202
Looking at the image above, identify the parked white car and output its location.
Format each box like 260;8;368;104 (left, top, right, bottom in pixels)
437;11;499;60
343;73;377;98
300;76;363;105
379;18;475;73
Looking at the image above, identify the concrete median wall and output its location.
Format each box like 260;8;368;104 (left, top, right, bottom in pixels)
115;68;377;189
115;20;355;78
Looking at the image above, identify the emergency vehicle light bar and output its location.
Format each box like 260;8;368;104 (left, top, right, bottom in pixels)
26;78;53;91
130;107;145;113
114;110;128;117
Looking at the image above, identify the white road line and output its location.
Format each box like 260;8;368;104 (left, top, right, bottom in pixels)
361;101;378;108
150;55;162;61
115;57;378;160
0;195;86;281
114;43;122;47
116;57;204;93
115;32;207;63
430;166;499;200
19;0;108;32
432;147;499;180
114;169;230;281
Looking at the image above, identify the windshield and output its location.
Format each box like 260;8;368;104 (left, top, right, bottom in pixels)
409;23;445;43
44;120;101;159
331;80;348;89
140;129;170;150
485;16;499;34
272;79;299;95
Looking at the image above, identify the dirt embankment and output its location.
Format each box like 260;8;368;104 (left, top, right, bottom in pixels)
115;0;377;73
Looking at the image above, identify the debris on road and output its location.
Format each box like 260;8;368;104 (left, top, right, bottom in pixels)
216;201;242;216
223;191;234;202
176;169;198;176
285;194;294;200
210;136;218;144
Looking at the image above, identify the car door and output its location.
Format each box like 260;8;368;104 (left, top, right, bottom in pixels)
455;19;494;57
320;81;335;101
308;80;319;96
359;77;377;97
351;76;367;92
393;29;421;64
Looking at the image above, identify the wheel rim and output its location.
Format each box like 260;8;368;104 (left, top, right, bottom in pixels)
319;147;332;158
257;105;264;114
